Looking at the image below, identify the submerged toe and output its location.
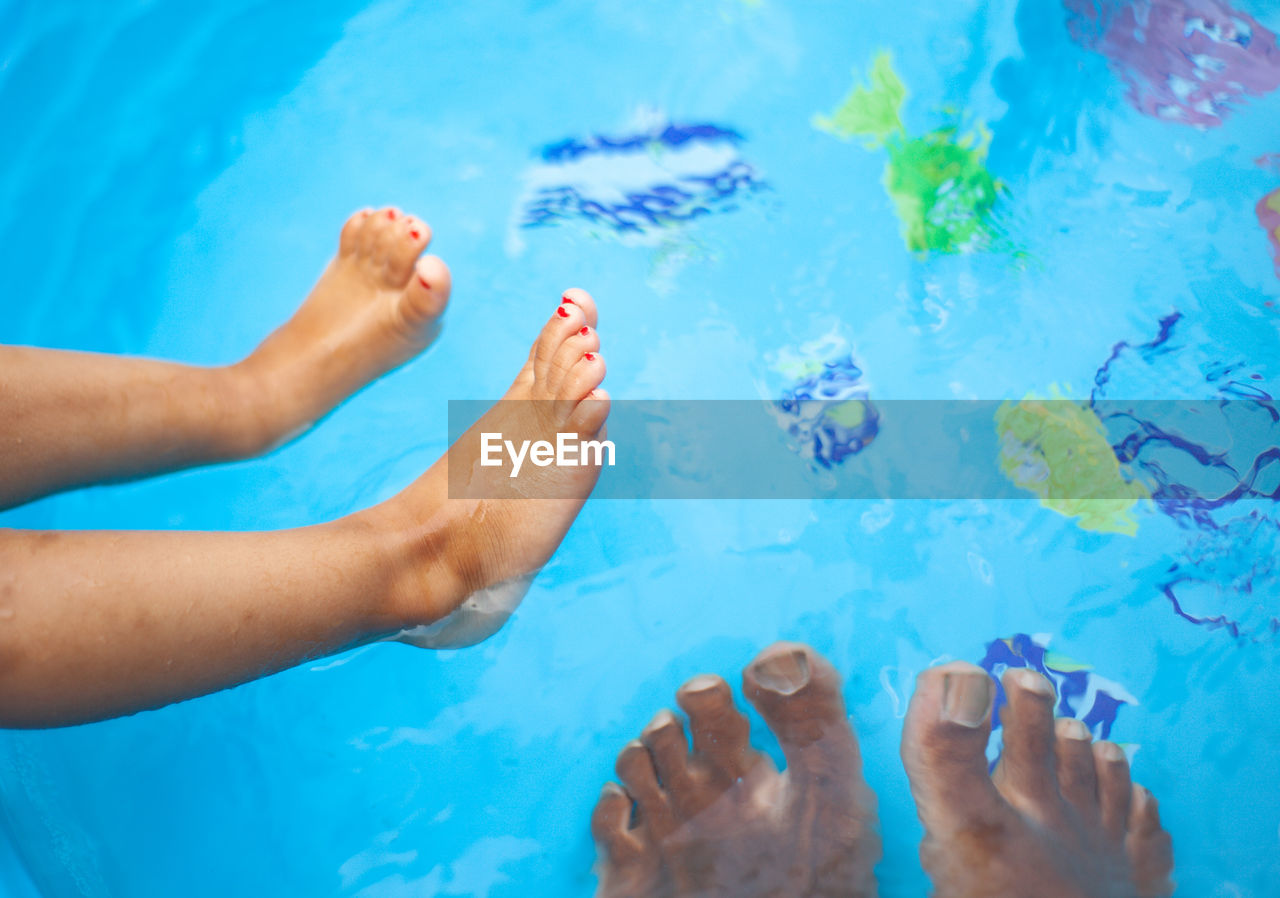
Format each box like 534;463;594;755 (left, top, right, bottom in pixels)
593;782;663;897
993;668;1061;816
901;663;1006;829
742;643;863;788
640;710;696;799
1053;717;1100;819
1093;741;1133;841
676;674;760;784
616;740;676;840
1126;785;1175;897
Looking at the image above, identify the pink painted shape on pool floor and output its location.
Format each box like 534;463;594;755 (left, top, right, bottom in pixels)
1258;187;1280;279
1066;0;1280;126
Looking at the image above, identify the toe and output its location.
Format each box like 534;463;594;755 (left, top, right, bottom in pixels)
900;662;1007;831
676;674;761;784
640;710;695;793
554;352;607;422
592;782;645;864
592;782;662;897
560;287;599;328
396;255;451;336
385;215;433;284
992;669;1061;816
339;208;373;256
1054;717;1100;819
546;323;601;392
366;207;420;276
1093;741;1132;841
532;299;590;383
742;642;863;789
1126;785;1175;897
360;207;399;257
568;388;611;438
616;740;676;839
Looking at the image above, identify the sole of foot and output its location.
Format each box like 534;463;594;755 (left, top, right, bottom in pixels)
901;662;1175;898
592;642;881;897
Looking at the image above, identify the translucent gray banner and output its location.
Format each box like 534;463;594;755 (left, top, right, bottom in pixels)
445;399;1279;502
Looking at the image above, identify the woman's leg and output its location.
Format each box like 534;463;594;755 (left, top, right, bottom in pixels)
0;290;608;728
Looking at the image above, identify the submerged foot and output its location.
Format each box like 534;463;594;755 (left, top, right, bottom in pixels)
592;642;881;897
373;289;609;647
901;663;1175;898
240;206;452;444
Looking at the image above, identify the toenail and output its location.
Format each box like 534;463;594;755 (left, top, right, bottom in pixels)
941;670;994;728
752;649;811;695
1057;718;1091;741
682;674;722;695
561;295;575;304
417;275;430;289
410;229;421;239
1097;742;1126;762
387;209;397;219
584;352;596;361
644;710;679;735
557;307;570;318
1014;668;1055;697
579;326;590;335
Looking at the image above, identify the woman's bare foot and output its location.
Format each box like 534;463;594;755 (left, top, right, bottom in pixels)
238;206;453;445
901;663;1175;898
591;642;881;897
367;288;609;647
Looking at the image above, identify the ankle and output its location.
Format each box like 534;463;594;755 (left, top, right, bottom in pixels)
353;493;472;631
216;355;309;459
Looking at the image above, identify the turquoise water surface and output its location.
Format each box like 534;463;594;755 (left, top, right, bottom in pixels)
2;0;1279;895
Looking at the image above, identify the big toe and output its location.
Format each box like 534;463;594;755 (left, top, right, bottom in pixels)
559;286;599;327
742;642;862;789
524;290;608;429
397;255;452;338
901;662;1006;831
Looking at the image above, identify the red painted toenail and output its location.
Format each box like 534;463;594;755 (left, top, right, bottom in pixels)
584;352;596;361
561;296;575;304
579;326;589;335
410;229;420;239
418;275;430;289
387;210;396;219
557;307;570;318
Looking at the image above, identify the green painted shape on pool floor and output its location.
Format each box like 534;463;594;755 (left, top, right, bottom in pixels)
994;389;1150;536
812;51;907;146
816;51;1011;255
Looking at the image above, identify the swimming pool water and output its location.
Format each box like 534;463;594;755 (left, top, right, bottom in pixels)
2;0;1278;895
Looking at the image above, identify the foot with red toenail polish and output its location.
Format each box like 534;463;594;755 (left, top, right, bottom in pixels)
901;663;1175;897
231;206;452;450
592;642;881;897
365;288;610;649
